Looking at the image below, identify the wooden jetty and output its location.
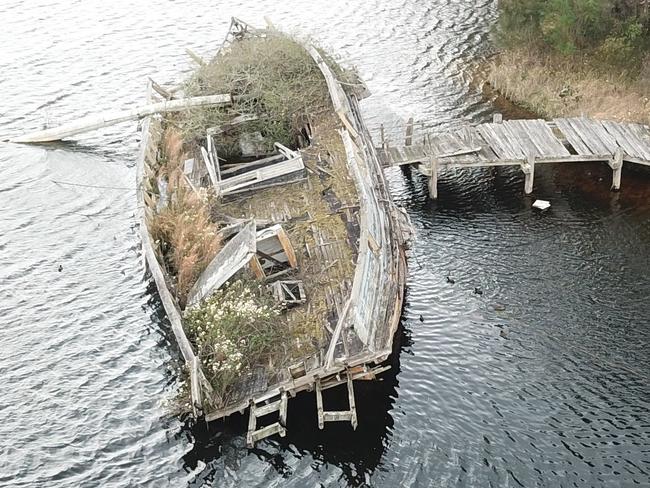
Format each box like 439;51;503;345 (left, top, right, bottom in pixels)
378;115;650;199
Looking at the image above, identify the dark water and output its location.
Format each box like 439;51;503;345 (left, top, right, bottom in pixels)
1;1;649;487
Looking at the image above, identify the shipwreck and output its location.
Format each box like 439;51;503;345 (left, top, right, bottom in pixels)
132;19;409;446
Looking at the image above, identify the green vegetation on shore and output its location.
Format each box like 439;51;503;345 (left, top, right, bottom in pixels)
486;1;650;122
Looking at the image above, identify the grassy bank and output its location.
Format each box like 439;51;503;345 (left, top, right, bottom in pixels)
484;48;650;124
485;0;650;123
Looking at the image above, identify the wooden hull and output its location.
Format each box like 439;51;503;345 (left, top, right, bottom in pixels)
136;19;409;442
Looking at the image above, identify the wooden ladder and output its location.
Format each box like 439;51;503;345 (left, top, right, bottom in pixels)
246;390;288;447
315;371;358;429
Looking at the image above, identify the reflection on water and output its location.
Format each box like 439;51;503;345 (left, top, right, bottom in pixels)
1;0;649;487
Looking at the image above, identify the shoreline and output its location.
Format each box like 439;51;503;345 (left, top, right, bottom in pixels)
475;48;650;125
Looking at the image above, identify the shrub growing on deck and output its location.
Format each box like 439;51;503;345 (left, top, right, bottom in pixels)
184;279;283;401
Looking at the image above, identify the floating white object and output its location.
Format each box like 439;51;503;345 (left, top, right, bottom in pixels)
532;199;551;210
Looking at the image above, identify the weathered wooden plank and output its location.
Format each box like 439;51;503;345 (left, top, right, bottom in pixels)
619;124;650;160
190;357;202;415
554;118;593;155
602;121;650;161
489;123;520;159
477;123;524;160
502;120;542;158
611;148;624;190
522;119;570;157
200;147;218;189
494;123;527;159
186;221;257;307
253;400;281;418
347;374;358;429
514;120;551;156
428;158;438;199
572;118;617;155
218;154;304;194
378;144;429;166
476;124;506;158
500;123;532;159
251;422;285;444
438;156;520;168
323;411;354;422
623;155;650;166
585;119;620;153
522;152;536;194
626;123;650;148
220;154;284;176
437;154;611;169
567;118;604;154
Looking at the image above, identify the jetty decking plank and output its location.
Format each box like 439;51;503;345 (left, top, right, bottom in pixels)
488;123;525;160
572;118;618;155
602;121;650;161
554;118;593;155
503;120;543;158
524;119;570;157
504;120;539;157
621;124;650;161
624;123;650;160
601;121;641;158
478;124;522;160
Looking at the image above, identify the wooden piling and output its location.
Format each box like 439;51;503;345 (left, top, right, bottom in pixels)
610;148;623;191
405;117;414;146
523;153;535;194
493;113;503;124
315;377;324;430
428;157;438;199
347;374;358;430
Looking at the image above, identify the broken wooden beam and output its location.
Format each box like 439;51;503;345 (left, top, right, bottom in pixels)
11;94;231;143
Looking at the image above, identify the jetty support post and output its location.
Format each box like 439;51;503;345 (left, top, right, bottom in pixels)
522;153;535;195
493;113;503;124
315;377;324;430
405;117;414;146
428;156;438;200
610;148;624;191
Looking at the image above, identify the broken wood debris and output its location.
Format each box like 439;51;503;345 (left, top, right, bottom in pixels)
216;143;305;195
186;221;257;308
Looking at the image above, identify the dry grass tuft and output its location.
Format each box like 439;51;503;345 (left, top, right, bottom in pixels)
150;126;221;307
485;48;650;124
150;186;221;308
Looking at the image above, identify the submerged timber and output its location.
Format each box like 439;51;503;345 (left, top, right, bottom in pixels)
137;19;408;446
